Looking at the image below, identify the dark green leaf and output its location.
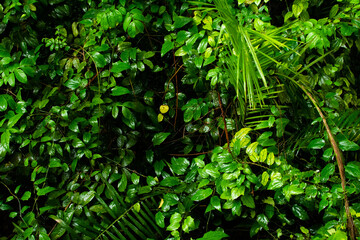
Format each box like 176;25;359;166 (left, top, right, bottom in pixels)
173;16;192;29
171;157;190;175
160;177;180;187
345;162;360;178
152;132;170;146
241;194;255;208
292;204;309;220
0;95;7;111
307;138;325;149
320;163;335;182
166;212;181;231
191;188;213;201
257;214;269;230
91;52;106;68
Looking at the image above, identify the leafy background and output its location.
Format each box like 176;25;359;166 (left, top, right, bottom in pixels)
0;0;360;239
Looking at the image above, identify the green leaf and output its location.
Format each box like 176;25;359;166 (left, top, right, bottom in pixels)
320;163;335;182
0;95;7;111
338;139;360;151
210;196;221;212
8;113;23;128
307;138;325;149
21;191;31;201
37;186;56;196
79;190;95;205
160;177;180;187
257;214;269;230
118;173;127;192
241;194;255;208
111;61;131;73
14;68;28;84
197;231;229;240
91;52;106;68
64;78;81;89
152;132;171;146
292;204;309;220
327;230;347;240
166;212;181;231
72;138;85;148
345;162;360;178
182;216;195;233
111;86;131;96
173;16;192;29
155;212;165;228
197;38;208;54
191;188;213;201
171;157;190;175
161;40;174;57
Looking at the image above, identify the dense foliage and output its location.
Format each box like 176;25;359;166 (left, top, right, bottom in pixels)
1;0;360;239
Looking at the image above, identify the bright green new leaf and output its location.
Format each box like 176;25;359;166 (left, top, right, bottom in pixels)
166;212;181;231
307;138;326;149
182;216;195;233
79;190;95;205
345;162;360;178
21;191;31;201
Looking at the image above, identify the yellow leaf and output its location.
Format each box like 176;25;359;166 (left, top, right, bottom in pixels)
158;198;164;208
160;105;169;114
157;113;164;122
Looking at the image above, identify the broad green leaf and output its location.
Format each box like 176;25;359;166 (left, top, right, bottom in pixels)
261;171;269;186
0;95;7;111
171;157;190;175
79;190;95;205
197;38;208;54
14;68;28;84
173;16;192;29
152;132;171;146
111;61;131;73
21;191;31;201
327;230;347;240
292;204;309;220
338;138;360;151
320;163;335;182
91;52;106;68
319;198;328;212
283;185;304;201
37;186;56;196
166;212;181;231
182;216;195;233
111;86;131;96
259;148;267;162
161;40;174;57
345;162;360;178
257;214;269;230
160;177;180;187
191;188;213;201
197;231;229;240
268;178;283;190
64;78;81;89
210;196;221;212
155;212;165;228
241;195;255;208
307;138;325;149
131;173;140;185
72;138;85;148
246;142;258;156
118;173;127;192
7;113;23;128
